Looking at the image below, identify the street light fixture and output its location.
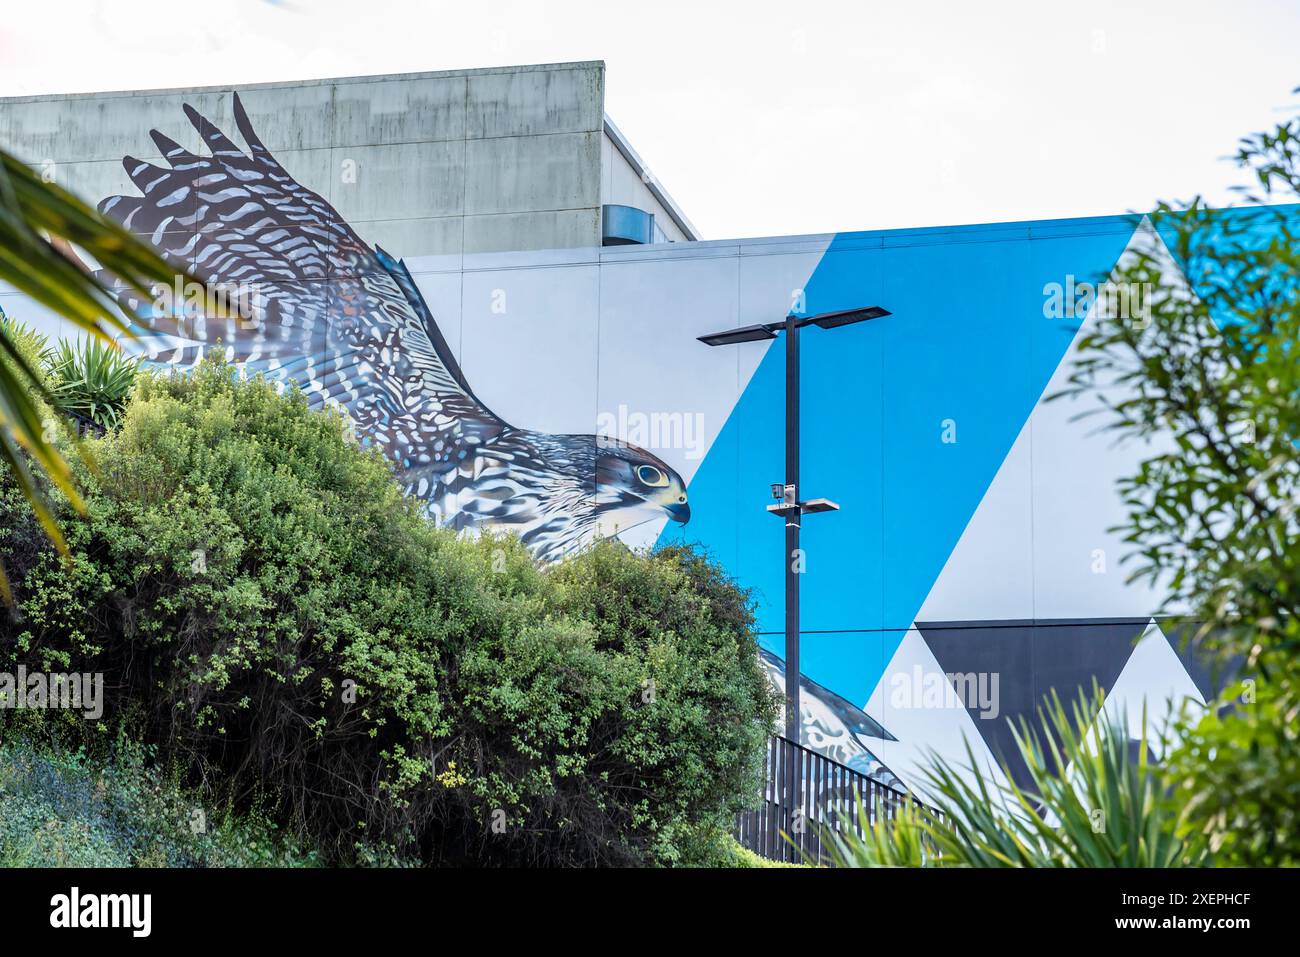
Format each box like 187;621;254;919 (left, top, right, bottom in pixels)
698;305;891;743
696;324;778;347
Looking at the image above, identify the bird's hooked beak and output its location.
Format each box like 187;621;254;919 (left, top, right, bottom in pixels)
595;449;692;526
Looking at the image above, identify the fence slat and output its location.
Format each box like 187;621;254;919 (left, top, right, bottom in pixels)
736;734;924;864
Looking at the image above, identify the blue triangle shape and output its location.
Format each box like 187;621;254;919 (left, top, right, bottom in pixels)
662;219;1136;706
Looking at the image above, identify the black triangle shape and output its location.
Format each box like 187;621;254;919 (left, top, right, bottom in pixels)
1153;619;1244;701
916;618;1149;789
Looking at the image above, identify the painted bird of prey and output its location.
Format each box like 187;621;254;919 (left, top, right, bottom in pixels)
758;649;903;789
96;94;691;561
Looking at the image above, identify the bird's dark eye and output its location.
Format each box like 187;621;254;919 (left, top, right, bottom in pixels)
637;465;668;487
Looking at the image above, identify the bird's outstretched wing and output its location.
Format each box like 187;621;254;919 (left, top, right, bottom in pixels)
98;93;509;499
758;649;902;787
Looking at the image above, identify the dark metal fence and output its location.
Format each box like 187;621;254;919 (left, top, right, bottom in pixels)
735;735;927;864
65;411;106;438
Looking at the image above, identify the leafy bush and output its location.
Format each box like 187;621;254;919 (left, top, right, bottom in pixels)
435;540;777;865
1165;679;1296;866
0;356;776;866
0;313;53;387
0;315;139;432
0;729;317;867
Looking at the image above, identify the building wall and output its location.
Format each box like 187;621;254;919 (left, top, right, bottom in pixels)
384;219;1218;789
0;61;607;257
0;70;1244;794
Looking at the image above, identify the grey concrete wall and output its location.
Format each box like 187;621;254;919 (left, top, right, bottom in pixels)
0;61;606;257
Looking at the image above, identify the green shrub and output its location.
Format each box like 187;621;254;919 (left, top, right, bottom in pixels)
1166;679;1297;866
0;313;52;389
0;355;776;866
437;539;777;865
0;728;317;867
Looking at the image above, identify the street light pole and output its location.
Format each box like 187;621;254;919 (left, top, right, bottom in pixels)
783;312;801;742
697;304;891;746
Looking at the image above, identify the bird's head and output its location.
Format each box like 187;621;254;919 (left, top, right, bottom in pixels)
595;443;691;526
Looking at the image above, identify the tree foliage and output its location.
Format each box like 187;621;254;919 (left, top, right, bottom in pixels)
1054;97;1300;865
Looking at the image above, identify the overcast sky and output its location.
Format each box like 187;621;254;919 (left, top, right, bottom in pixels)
2;0;1297;239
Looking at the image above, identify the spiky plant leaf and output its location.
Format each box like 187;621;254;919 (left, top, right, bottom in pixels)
821;686;1207;867
47;336;141;432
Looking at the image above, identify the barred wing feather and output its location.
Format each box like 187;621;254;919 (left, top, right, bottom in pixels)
97;93;509;499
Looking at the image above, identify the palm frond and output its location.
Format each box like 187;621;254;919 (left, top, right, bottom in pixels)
0;146;187;599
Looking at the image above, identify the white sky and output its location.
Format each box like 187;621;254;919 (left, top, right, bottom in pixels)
2;0;1297;240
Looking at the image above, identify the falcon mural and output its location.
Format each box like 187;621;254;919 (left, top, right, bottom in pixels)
759;650;902;788
95;94;690;561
